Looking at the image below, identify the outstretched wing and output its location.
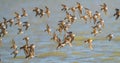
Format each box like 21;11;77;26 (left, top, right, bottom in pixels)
22;8;25;13
12;39;16;45
104;3;107;7
61;4;66;7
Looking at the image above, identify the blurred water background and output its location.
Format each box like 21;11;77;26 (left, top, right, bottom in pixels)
0;0;120;63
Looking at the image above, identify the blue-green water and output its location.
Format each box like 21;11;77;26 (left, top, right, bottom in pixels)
0;0;120;63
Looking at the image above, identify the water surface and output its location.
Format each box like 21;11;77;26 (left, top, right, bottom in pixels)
0;0;120;63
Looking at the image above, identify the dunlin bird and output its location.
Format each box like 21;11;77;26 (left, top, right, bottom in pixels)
95;11;101;20
93;13;98;24
21;8;28;17
10;39;17;50
106;33;113;41
44;24;51;35
84;38;93;50
20;44;29;56
14;12;21;20
66;31;75;43
113;8;120;20
7;19;14;27
28;44;35;56
56;37;65;50
61;4;68;11
33;7;40;16
25;51;34;59
45;6;50;18
62;36;72;47
64;11;72;22
56;21;66;34
11;48;19;58
51;32;58;42
68;7;76;15
76;2;83;14
80;15;88;24
17;28;23;34
39;9;45;18
56;26;63;34
70;15;77;24
100;3;108;15
23;21;30;30
23;36;29;46
3;17;8;28
0;28;8;37
15;19;22;28
85;8;92;21
92;24;102;33
91;28;98;36
97;18;104;28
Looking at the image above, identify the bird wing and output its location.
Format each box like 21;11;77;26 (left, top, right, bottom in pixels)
11;39;16;45
22;8;25;13
104;3;107;7
61;4;66;7
46;24;49;28
23;22;28;24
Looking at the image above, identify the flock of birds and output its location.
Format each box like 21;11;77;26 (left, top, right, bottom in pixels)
0;2;120;60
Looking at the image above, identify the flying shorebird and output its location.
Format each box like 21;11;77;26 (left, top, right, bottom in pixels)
56;37;65;50
91;28;98;36
23;21;30;30
14;12;21;19
15;19;22;28
100;3;108;15
80;15;88;24
44;24;51;35
84;8;92;21
61;4;68;11
51;32;58;42
76;2;83;14
20;44;29;56
0;27;8;37
113;8;120;20
106;33;113;41
3;17;8;29
7;19;14;27
17;28;23;34
97;18;104;28
68;7;76;15
27;44;35;56
21;8;28;17
39;9;45;18
84;38;93;50
10;39;17;50
33;7;40;16
11;48;19;58
45;6;50;18
23;36;29;46
62;36;72;47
